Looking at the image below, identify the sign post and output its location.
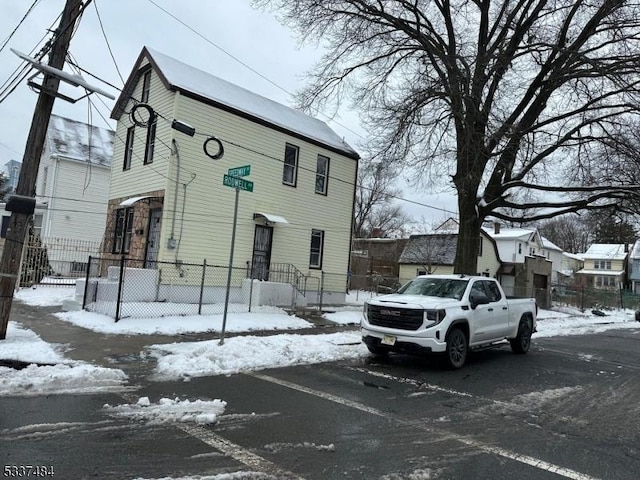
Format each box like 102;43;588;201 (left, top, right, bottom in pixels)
219;166;253;345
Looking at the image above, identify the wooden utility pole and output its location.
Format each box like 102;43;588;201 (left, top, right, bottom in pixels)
0;0;84;340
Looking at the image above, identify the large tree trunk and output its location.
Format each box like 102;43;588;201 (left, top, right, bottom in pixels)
454;191;483;275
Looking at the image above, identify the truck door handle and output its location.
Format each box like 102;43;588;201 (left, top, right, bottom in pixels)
502;307;508;310
487;308;493;312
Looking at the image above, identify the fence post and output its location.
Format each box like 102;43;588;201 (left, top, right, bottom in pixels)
580;285;585;313
619;285;624;310
319;271;325;312
115;255;125;323
248;275;254;312
198;259;207;315
82;255;92;310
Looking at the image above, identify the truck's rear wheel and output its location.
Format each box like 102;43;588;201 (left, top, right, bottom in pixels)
445;328;468;369
510;317;532;354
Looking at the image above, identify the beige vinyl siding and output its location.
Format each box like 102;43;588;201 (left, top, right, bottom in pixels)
43;159;109;242
477;236;501;277
109;65;173;199
583;258;625;271
155;92;356;288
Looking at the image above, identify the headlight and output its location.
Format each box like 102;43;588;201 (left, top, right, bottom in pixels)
424;309;446;327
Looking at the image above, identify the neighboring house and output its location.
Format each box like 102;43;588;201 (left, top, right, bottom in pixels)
560;252;584;283
33;115;113;276
628;240;640;294
576;244;628;290
541;236;564;284
0;202;47;257
102;47;359;304
397;231;501;284
4;159;21;193
484;223;552;307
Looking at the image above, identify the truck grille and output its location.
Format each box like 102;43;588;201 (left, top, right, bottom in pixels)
367;305;424;330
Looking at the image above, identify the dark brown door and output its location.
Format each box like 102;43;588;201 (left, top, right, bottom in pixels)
251;225;273;280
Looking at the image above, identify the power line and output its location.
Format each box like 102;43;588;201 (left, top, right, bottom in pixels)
91;0;124;85
0;0;43;54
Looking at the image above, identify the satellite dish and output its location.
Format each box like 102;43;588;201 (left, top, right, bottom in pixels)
11;48;115;100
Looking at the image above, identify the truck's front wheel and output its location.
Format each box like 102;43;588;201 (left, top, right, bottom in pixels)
510;317;532;354
445;328;468;369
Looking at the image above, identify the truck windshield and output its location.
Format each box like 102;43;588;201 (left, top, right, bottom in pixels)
397;278;469;300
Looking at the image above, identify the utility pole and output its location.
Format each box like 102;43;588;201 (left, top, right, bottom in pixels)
0;0;84;340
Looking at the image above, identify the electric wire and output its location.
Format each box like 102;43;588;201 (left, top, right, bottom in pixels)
0;0;43;54
91;0;125;85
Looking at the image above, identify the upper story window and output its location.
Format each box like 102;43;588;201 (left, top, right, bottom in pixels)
144;115;157;165
309;229;324;269
112;207;134;254
518;243;522;254
141;70;151;103
315;154;330;195
478;237;483;256
283;143;298;186
123;126;135;171
594;260;612;270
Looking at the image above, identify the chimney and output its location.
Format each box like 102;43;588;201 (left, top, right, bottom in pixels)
494;222;501;234
371;227;382;238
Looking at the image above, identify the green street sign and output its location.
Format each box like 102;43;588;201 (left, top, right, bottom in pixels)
223;174;254;192
227;165;251;177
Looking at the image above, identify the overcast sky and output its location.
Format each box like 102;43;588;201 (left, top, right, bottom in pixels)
0;0;458;226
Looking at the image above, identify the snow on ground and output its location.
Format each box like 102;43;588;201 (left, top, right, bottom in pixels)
104;396;227;426
2;285;639;399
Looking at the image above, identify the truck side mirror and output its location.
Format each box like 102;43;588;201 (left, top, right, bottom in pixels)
470;293;490;309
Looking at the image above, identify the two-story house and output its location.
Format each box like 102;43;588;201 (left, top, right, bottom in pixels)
484;223;552;307
102;47;359;304
628;240;640;294
577;244;628;290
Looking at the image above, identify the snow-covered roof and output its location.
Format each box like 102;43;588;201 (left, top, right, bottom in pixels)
562;251;584;261
484;227;537;241
541;237;563;251
576;269;624;276
46;115;114;166
581;244;629;260
114;47;359;160
630;240;640;259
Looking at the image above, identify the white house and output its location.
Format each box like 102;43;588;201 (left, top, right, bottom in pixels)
34;115;113;275
541;236;564;284
576;244;628;290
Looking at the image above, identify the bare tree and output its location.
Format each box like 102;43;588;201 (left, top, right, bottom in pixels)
256;0;640;273
537;215;591;253
353;160;412;238
401;233;456;274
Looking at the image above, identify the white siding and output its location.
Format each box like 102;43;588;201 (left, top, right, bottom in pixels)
42;159;110;242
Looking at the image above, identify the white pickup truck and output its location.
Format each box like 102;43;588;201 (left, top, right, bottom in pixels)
361;275;537;368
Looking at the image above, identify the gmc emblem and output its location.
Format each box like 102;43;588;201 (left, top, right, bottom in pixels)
380;309;400;316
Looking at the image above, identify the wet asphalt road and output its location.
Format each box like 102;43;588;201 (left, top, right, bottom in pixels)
2;303;640;480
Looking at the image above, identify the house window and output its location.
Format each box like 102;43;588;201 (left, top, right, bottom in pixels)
141;70;151;103
143;115;157;165
1;216;9;238
529;247;535;256
309;229;324;269
594;260;612;270
112;208;134;254
41;166;48;195
518;243;522;254
596;276;616;288
315;154;329;194
123;126;135;171
283;143;298;186
478;237;483;256
32;214;43;239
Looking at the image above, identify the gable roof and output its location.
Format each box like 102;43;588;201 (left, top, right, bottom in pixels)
46;115;114;166
399;233;458;265
112;47;359;160
582;243;629;260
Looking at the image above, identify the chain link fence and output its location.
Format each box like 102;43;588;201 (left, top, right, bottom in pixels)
20;235;101;287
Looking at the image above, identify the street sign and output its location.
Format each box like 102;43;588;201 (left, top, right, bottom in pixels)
227;165;251;177
223;174;254;192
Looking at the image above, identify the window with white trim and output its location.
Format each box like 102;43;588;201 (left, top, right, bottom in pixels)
596;276;617;287
315;154;329;194
309;229;324;269
143;115;156;165
123;126;135;170
283;143;298;186
594;260;612;270
141;70;151;103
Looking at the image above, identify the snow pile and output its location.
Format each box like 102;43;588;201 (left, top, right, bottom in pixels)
104;396;226;426
149;332;367;380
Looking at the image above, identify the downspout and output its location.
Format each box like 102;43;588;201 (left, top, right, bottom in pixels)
46;154;60;238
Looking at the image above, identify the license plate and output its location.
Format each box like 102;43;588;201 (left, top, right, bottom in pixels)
381;335;396;346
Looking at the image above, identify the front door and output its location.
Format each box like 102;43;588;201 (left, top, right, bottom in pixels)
251;225;273;280
144;208;162;267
